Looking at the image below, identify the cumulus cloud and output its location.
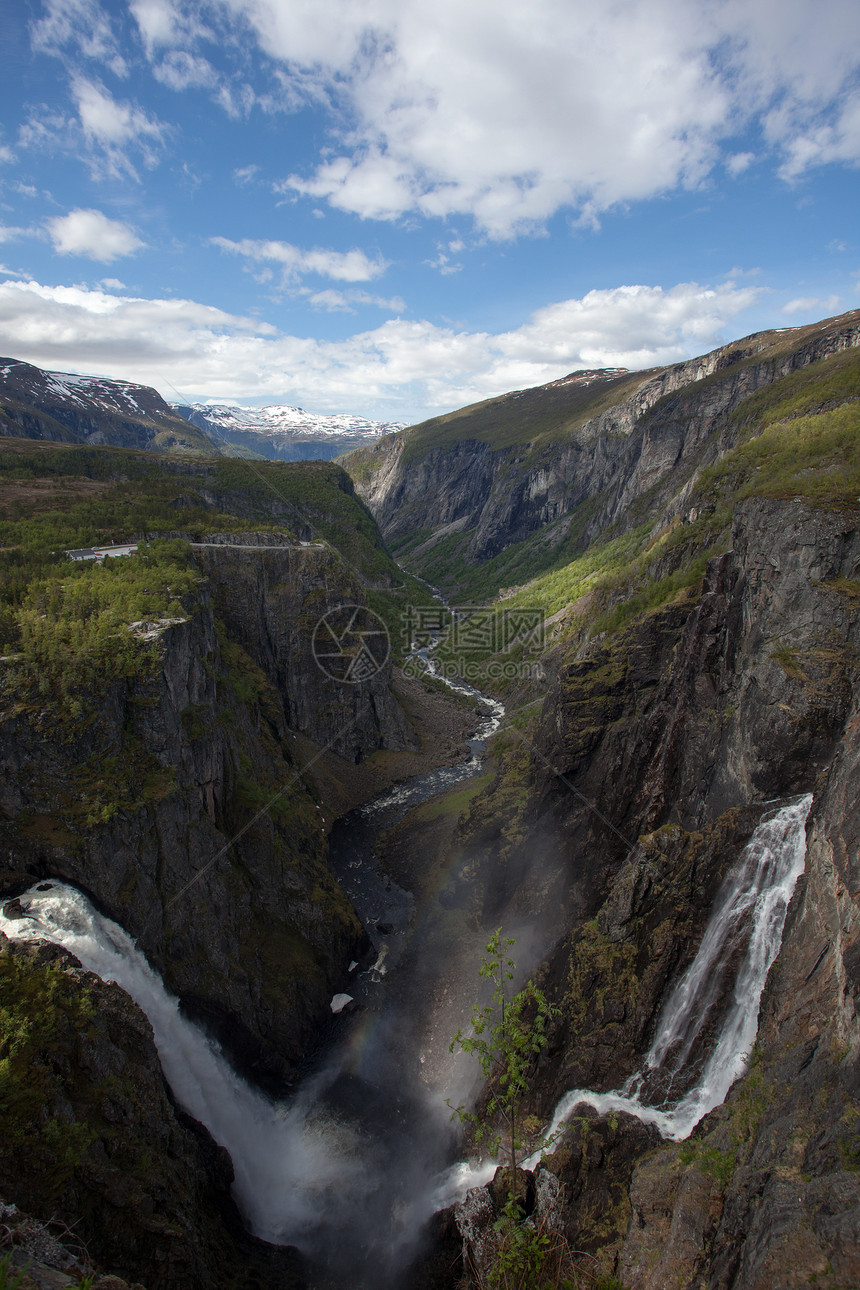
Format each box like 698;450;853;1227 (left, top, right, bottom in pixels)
129;0;211;57
0;275;762;419
726;152;755;176
29;77;169;180
25;0;860;237
212;0;860;236
46;209;145;262
210;236;389;283
773;91;860;180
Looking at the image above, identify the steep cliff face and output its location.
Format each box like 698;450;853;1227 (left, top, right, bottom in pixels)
192;539;416;761
614;722;860;1290
344;311;860;590
0;519;424;1094
0;936;302;1290
0;579;364;1089
431;493;860;1284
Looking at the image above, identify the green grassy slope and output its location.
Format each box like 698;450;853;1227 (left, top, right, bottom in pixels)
486;342;860;651
0;440;431;683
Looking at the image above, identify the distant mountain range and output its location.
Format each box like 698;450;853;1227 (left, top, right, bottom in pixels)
0;356;404;461
171;402;405;461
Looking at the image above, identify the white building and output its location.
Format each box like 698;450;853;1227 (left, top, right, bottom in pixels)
65;543;139;562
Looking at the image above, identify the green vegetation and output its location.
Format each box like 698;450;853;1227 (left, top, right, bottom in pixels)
677;1047;776;1190
564;920;639;1035
0;1254;93;1290
450;930;557;1207
727;345;860;435
395;370;650;467
701;402;860;508
0;953;98;1201
4;538;196;695
0;439;428;707
411;770;494;824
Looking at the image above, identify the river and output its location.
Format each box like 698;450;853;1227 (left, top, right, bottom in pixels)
0;631;815;1287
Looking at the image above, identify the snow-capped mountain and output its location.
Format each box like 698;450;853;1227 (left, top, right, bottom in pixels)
172;402;404;461
0;358;215;454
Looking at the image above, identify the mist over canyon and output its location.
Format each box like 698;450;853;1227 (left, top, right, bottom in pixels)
1;309;860;1289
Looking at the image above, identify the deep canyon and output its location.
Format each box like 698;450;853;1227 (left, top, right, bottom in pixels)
1;310;860;1288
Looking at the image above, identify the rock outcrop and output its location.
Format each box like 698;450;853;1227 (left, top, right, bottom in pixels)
192;539;416;761
0;936;306;1289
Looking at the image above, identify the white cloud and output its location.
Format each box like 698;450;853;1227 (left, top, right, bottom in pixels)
0;275;764;419
210;236;389;283
153;51;218;91
30;0;128;76
207;0;860;236
306;288;405;313
233;164;260;184
781;294;842;316
774;91;860;180
70;76;166;178
129;0;210;57
100;278;126;290
0;225;28;245
46;209;145;262
726;152;755;176
23;0;860;239
425;248;463;276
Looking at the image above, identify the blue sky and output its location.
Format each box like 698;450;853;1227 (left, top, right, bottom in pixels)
0;0;858;423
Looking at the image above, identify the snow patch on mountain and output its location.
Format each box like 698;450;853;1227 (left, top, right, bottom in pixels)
173;402;404;443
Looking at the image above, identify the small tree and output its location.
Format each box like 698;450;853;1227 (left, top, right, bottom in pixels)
449;929;557;1211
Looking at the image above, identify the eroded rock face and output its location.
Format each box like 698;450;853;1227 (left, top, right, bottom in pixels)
522;496;860;924
192;541;416;761
453;495;860;1286
348;318;860;576
452;1166;563;1288
0;936;306;1290
0;538;417;1086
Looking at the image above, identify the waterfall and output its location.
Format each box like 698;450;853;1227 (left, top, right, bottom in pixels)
0;792;813;1259
525;793;812;1152
0;884;368;1249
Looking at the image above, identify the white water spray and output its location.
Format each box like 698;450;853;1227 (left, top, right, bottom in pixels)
0;886;364;1248
0;792;812;1253
526;793;813;1152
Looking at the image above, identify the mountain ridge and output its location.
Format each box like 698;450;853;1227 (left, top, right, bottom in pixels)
342;308;860;601
0;358;221;456
172;401;405;462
